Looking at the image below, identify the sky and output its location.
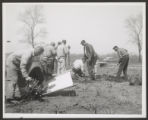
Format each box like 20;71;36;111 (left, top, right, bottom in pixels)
3;3;145;55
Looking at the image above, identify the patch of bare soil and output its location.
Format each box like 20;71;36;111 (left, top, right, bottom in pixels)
5;66;142;114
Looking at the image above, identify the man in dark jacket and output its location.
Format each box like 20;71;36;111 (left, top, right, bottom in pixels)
5;46;44;103
81;40;98;80
66;45;71;69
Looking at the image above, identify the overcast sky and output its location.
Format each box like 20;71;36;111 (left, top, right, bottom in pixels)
3;3;145;55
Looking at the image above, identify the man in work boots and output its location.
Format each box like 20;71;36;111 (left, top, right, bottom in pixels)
113;46;129;80
81;40;98;80
5;46;44;104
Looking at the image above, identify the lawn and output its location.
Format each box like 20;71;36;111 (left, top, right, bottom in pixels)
5;63;142;114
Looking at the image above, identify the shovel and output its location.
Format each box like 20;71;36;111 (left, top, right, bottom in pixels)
113;63;120;75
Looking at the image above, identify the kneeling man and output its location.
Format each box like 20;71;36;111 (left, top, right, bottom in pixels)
72;58;85;77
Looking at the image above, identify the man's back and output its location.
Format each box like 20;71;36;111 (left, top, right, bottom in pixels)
41;45;56;59
57;44;66;58
6;49;34;78
84;43;98;64
73;59;84;71
117;48;128;58
7;49;33;66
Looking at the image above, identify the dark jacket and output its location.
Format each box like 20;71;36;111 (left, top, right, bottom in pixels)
84;43;98;66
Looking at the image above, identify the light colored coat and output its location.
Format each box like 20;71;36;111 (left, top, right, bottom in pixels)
5;49;34;99
56;44;68;75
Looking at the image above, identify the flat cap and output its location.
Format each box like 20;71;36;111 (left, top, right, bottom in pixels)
113;46;118;49
81;40;86;44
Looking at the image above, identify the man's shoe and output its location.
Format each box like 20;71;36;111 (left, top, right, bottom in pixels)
91;76;96;81
6;99;20;105
124;76;128;80
115;76;121;82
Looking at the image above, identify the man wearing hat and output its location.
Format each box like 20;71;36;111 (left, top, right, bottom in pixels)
66;45;71;69
40;42;56;79
81;40;98;80
56;40;68;75
113;46;129;79
5;46;44;103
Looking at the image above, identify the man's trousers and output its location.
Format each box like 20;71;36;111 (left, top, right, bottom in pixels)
57;57;66;75
5;55;21;100
117;55;129;79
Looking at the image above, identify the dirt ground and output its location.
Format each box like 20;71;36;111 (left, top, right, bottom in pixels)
5;64;142;114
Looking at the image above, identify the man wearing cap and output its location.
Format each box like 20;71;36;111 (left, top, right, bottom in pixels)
53;41;62;74
56;40;68;75
40;42;56;79
5;46;44;103
66;45;71;69
81;40;98;80
113;46;129;79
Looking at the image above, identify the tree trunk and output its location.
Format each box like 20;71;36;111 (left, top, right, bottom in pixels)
137;35;142;63
32;40;34;48
138;49;141;62
31;28;34;48
31;36;34;48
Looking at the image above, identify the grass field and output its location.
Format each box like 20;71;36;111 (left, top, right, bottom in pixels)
5;63;142;114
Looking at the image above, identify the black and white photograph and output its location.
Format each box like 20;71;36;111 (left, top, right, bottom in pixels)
2;2;146;118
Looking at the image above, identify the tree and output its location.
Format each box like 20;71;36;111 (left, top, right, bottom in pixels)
125;13;143;62
19;5;46;48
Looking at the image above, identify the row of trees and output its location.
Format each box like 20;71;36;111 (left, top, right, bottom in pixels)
18;5;143;62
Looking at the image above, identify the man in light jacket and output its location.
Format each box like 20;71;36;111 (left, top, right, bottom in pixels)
5;46;44;103
113;46;129;80
56;40;68;75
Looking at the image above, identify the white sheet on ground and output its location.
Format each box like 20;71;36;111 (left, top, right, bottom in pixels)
45;71;73;94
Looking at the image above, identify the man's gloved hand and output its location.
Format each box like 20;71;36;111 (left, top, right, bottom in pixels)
26;77;32;81
118;58;122;64
86;59;89;63
86;59;92;65
55;56;58;60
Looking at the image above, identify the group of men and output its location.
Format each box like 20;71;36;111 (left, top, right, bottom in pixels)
72;40;129;81
40;40;70;77
40;40;71;79
72;40;98;80
5;39;129;104
5;40;71;103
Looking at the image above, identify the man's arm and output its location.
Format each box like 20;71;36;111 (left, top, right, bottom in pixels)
117;50;122;63
51;47;57;57
81;62;84;72
63;46;68;59
20;52;32;79
86;45;93;61
64;46;68;55
117;50;122;59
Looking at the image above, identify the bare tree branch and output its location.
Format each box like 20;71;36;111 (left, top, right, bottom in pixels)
125;13;143;62
18;5;46;48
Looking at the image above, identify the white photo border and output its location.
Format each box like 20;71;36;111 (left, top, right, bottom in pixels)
2;2;147;118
